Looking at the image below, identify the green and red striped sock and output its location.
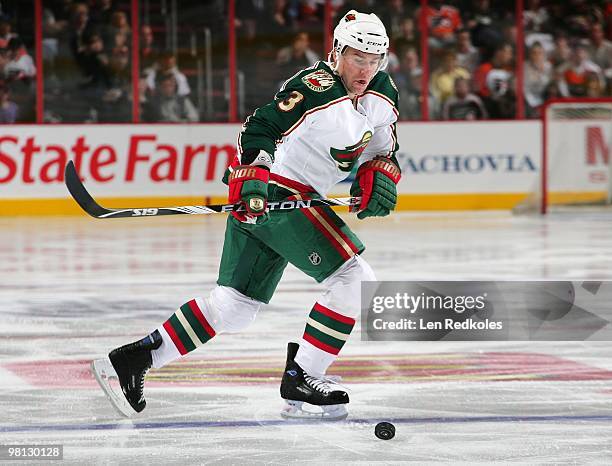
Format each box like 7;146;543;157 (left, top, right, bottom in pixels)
302;302;355;356
162;298;216;355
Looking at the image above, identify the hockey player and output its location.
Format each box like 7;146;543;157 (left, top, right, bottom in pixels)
92;10;401;420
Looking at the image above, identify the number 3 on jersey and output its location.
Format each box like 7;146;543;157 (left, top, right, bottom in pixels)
277;91;304;112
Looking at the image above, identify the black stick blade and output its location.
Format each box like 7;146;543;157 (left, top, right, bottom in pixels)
64;161;111;218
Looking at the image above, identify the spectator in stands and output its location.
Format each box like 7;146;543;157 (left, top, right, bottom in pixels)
271;0;294;31
559;43;604;96
112;11;130;37
502;21;517;46
42;6;69;65
276;32;319;80
548;33;572;68
392;45;423;120
110;30;129;57
69;2;92;60
379;0;412;41
542;81;562;102
99;47;131;122
464;0;508;58
416;0;462;50
236;0;263;42
143;73;198;123
4;37;36;81
296;0;324;26
455;28;479;74
430;48;470;114
256;0;295;44
474;42;515;118
523;0;550;34
105;11;130;52
558;0;604;39
0;81;18;123
523;0;555;55
585;70;605;97
524;42;552;118
543;67;570;101
474;42;513;96
2;39;37;121
0;15;17;49
76;31;110;85
393;17;419;56
140;24;158;72
46;0;74;24
73;30;114;121
146;51;190;97
587;22;612;84
442;77;487;120
90;0;115;28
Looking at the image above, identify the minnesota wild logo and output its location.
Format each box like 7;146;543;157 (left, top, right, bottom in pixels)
330;131;373;172
301;70;335;92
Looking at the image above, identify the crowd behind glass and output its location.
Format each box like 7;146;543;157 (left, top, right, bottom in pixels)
0;0;610;124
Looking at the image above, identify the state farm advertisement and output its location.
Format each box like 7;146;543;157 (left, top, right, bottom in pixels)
0;124;242;198
1;122;543;202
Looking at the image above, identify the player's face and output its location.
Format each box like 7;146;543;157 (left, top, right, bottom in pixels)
337;47;381;96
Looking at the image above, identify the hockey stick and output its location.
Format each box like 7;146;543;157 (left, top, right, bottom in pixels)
64;161;360;219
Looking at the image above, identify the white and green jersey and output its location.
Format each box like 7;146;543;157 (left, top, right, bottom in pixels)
238;61;400;196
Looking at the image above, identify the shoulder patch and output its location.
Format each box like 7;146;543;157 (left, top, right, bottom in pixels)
301;69;335;92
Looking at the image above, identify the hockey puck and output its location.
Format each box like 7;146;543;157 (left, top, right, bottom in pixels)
374;422;395;440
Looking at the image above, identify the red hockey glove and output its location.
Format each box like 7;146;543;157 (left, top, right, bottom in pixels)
350;157;401;219
228;165;270;224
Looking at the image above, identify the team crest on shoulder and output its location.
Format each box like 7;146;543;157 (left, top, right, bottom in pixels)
301;70;335;92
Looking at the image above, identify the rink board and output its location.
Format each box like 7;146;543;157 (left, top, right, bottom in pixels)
0;120;566;214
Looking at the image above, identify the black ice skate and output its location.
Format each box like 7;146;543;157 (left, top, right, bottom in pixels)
280;342;349;421
91;330;162;417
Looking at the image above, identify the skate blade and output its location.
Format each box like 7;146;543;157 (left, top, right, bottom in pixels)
280;400;348;421
91;358;136;418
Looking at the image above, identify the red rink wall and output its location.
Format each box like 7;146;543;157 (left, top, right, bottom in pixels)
0;119;601;215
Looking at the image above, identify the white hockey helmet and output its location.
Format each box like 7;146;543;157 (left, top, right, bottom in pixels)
331;10;389;71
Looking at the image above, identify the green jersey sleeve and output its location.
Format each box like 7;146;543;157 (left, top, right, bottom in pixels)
238;63;341;159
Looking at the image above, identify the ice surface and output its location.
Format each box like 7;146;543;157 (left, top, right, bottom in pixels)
1;212;612;464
